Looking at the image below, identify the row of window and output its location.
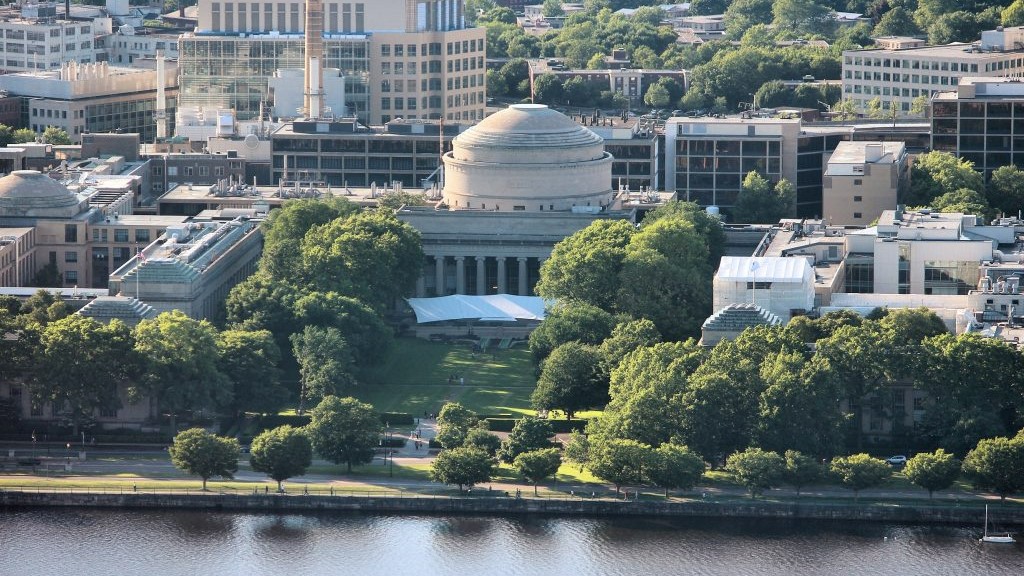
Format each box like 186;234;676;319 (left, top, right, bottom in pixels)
380;60;444;75
1;41;90;53
89;229;152;243
845;56;982;72
211;2;366;34
2;26;90;40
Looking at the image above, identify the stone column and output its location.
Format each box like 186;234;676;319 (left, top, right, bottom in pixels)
517;257;528;296
455;256;466;294
475;256;486;295
496;256;507;294
415;276;426;298
434;255;445;296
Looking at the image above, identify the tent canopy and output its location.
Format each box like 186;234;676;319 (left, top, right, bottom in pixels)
407;294;548;324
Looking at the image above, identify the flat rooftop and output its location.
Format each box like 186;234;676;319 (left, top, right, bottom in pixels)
843;42;1022;59
826;141;905;166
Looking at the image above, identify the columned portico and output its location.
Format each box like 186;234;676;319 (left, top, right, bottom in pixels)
434;255;445;296
475;256;486;295
517;257;528;296
455;256;466;294
496;256;507;293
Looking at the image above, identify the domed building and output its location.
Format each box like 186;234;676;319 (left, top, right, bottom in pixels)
442;104;614;212
0;170;88;218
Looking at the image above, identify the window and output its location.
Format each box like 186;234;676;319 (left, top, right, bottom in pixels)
854;212;863;219
135;229;150;243
114;229;129;242
746;282;772;289
65;270;78;284
853;196;863;202
64;224;77;243
64;251;77;262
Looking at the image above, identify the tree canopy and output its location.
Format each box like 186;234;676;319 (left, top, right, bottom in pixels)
249;425;313;491
305;396;381;472
168;428;239;490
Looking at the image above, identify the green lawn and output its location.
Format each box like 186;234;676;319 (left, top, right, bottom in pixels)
357;338;537;415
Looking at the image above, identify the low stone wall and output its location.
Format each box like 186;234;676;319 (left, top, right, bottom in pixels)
3;490;1023;526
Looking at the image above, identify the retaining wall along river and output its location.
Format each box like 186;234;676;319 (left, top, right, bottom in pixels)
3;490;1022;526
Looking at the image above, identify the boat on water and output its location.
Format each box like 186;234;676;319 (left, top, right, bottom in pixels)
980;504;1016;544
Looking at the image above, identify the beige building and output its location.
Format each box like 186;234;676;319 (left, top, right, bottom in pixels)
823;141;908;226
181;0;486;125
0;227;34;286
842;26;1024;116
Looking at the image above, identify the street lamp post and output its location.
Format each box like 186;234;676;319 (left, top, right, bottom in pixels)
65;442;71;470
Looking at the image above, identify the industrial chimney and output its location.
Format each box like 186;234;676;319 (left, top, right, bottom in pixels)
304;0;324;119
155;50;167;140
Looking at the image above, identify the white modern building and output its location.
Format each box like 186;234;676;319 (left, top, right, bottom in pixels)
712;256;816;322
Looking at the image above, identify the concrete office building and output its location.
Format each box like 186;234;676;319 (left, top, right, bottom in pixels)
0;61;178;142
931;76;1024;178
179;0;486;125
823;141;908;226
842;26;1024;116
0;3;110;74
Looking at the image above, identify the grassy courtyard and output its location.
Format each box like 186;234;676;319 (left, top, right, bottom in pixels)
357;338;537;415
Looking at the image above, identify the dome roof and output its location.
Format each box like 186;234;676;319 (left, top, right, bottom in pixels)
454;104;603;152
0;170;86;218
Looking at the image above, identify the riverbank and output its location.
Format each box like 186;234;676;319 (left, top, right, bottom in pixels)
4;489;1023;527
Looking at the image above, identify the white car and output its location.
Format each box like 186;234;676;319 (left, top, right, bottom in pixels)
886;455;908;466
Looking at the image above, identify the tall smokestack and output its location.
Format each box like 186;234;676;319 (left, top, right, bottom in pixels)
304;0;324;119
155;50;167;140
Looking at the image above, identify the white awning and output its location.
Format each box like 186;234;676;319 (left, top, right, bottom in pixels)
406;294;549;324
716;256;812;283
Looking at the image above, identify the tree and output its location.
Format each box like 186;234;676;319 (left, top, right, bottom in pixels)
168;428;239;490
132;311;230;433
498;416;554;463
291;325;355;412
643;82;670;108
430;446;495;492
292;291;392;366
646;443;705;498
772;0;835;36
588;437;652;494
258;198;357;283
31;262;62;287
41;126;71;145
564;429;590;470
928;11;984;45
305;396;381;473
726;447;785;498
988;165;1024;216
873;7;921;38
224;274;298;350
904;449;961;499
12;128;36;144
33;316;136;435
217;329;286;415
535;219;635;311
617;216;713;341
435;402;480;449
528;301;620;362
907;151;984;207
464;427;502;456
782;450;821;497
532;342;608;419
598;318;661;374
0;124;13;147
1004;0;1024;27
249;425;313;492
929;187;993;220
732;172;795;223
514;448;563;495
830;453;891;501
962;435;1024;501
724;0;774;39
533;73;564;104
541;0;564;17
299;210;422;312
755;352;844;456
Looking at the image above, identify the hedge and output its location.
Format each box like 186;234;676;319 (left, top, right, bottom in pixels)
484;418;588;433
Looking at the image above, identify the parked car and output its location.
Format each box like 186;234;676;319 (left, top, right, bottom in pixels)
886;455;908;466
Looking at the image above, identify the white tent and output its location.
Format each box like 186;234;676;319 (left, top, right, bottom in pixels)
406;294;549;324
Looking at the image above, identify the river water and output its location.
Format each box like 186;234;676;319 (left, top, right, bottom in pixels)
0;508;1021;576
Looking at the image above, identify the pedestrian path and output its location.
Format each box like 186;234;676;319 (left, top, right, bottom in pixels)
390;416;437;459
